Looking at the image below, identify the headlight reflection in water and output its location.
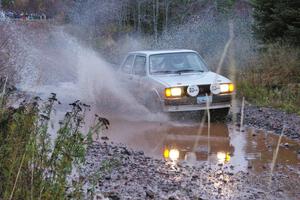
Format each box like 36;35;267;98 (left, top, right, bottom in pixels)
163;148;180;161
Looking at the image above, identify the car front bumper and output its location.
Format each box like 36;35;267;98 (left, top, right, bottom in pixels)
163;103;231;112
162;94;232;112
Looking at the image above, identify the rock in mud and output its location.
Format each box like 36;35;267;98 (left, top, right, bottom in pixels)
145;189;155;199
101;136;109;140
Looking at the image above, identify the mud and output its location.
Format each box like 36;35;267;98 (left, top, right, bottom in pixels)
79;117;300;199
103;119;299;173
241;105;300;141
81;141;299;200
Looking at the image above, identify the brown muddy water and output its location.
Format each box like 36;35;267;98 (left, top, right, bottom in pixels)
103;118;300;173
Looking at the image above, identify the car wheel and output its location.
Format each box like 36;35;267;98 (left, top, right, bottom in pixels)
209;108;230;122
145;93;162;113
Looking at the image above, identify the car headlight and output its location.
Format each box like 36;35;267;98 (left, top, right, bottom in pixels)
220;83;234;93
165;87;182;97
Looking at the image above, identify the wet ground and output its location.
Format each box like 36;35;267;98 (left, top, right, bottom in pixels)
76;117;300;199
103;118;300;174
242;105;300;140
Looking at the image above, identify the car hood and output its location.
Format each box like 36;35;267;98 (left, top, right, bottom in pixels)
150;71;231;87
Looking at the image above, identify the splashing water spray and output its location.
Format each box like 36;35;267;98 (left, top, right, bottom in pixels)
206;93;211;162
212;20;236;118
268;125;285;190
227;21;238;124
3;20;163;125
193;21;236;167
215;21;234;75
240;96;245;132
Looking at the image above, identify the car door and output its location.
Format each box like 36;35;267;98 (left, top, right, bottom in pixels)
120;54;135;90
132;55;147;102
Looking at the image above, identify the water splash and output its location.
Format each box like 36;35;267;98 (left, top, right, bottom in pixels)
268;125;285;189
240;96;245;132
2;22;165;124
215;21;234;75
206;93;211;162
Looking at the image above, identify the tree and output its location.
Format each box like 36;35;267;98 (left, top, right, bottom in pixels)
1;0;13;9
164;0;171;32
252;0;300;45
137;0;142;33
153;0;159;42
214;0;236;14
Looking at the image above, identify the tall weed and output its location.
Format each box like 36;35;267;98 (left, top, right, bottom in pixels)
237;44;300;114
0;83;109;199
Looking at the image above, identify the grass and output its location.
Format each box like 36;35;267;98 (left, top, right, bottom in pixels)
0;81;110;200
236;44;300;115
237;81;300;114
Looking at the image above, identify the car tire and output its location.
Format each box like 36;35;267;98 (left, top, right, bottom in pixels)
145;93;162;113
209;108;230;122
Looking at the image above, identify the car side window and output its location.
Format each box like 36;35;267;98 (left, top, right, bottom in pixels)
122;55;134;74
133;56;147;76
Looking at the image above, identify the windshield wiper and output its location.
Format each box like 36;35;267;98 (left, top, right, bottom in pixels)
152;69;204;74
152;70;175;74
174;69;204;74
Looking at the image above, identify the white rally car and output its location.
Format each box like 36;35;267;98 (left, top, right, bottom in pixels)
119;49;234;119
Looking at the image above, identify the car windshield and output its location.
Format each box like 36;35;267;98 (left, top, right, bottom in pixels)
150;52;208;74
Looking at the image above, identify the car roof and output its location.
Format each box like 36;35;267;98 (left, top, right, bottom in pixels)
128;49;197;56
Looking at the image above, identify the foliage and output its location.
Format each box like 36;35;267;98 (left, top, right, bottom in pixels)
215;0;237;14
238;82;300;114
0;85;110;199
251;0;300;46
1;0;12;8
237;44;300;114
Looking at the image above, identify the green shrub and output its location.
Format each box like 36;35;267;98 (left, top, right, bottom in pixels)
0;86;109;199
237;44;300;114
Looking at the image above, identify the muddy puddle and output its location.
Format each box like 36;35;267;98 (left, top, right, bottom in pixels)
103;118;300;173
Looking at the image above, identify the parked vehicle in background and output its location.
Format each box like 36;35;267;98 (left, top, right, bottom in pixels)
119;49;235;120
